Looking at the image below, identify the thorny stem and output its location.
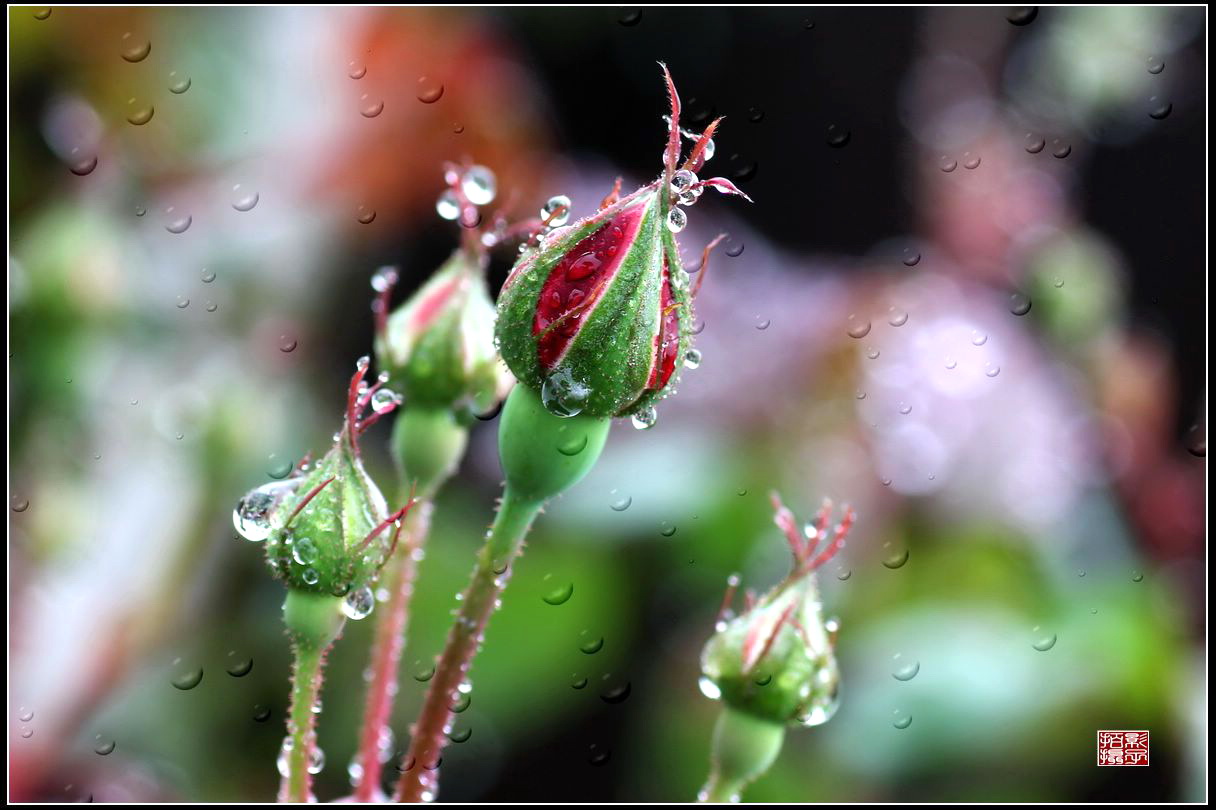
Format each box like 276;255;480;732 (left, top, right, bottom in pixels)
280;642;329;803
353;501;434;801
393;489;543;802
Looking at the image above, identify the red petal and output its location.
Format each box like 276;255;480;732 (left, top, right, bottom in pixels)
646;259;681;390
533;205;645;369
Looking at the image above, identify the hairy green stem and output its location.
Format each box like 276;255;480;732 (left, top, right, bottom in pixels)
394;385;610;802
698;707;786;803
279;591;345;803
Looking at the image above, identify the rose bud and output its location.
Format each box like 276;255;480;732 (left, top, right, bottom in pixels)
494;63;750;427
701;492;854;728
233;357;413;630
373;165;515;420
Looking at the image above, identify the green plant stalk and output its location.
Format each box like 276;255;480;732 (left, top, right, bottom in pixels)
699;706;786;803
353;407;467;801
394;385;610;802
279;591;346;803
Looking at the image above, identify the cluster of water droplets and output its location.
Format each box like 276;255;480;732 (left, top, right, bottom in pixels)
436;164;498;238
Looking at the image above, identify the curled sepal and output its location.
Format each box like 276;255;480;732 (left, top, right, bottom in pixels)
699;493;854;727
241;359;415;599
495;64;747;421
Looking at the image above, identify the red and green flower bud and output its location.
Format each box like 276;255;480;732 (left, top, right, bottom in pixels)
494;64;750;424
700;493;854;728
233;358;412;617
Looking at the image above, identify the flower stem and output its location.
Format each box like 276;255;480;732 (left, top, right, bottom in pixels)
393;488;542;802
352;501;433;801
698;707;786;803
279;591;345;803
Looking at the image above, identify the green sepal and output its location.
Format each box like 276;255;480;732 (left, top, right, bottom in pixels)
498;384;611;504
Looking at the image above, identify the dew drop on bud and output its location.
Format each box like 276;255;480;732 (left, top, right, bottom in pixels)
436;190;460;221
343;585;375;620
233;480;299;542
542;195;571;227
683;348;702;369
371;388;400;413
631;406;658;431
460;165;496;206
671;168;698;195
540;368;590;418
666;207;687;233
371;267;398;292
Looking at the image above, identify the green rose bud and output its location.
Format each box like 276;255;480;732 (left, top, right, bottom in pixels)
233;358;412;617
494;63;749;425
700;493;854;728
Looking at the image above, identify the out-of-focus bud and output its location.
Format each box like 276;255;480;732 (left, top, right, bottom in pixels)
495;64;749;425
233;358;412;621
700;493;854;728
372;217;513;417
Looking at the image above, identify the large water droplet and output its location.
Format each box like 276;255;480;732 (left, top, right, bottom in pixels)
164;207;191;234
343;586;375;620
461;165;497;206
542;195;571;227
360;95;384;118
231;184;259;212
1010;293;1032;316
1148;96;1172;120
171;665;204;690
226;652;254;677
541;368;590;418
1006;7;1038;26
120;33;151;63
891;654;920;681
579;633;604;655
1146;56;1165;75
631;406;658;431
887;308;909;327
168;72;192;94
233;480;298;542
1031;626;1057;651
94;737;116;756
881;544;909;569
667;207;687;233
542;578;574;606
416;76;444;104
892;710;913;729
846;315;871;339
126;99;154;126
68;149;98;176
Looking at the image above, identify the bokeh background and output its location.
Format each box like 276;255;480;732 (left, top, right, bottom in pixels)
8;6;1207;803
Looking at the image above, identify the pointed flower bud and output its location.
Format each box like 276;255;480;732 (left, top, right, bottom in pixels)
495;64;750;422
700;493;855;728
233;358;413;608
373;164;516;416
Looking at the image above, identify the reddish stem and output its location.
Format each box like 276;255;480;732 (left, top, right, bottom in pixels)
352;502;434;802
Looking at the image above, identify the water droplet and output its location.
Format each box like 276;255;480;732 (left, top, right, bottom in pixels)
826;124;851;148
1010;293;1032;316
541;368;591;418
164;207;191;234
19;727;34;739
579;633;604;655
68;149;98;176
168;71;191;94
725;241;744;258
253;704;272;722
588;744;611;766
971;330;988;346
413;663;436;682
1031;627;1056;651
667;207;687;233
755;317;771;330
1051;139;1071;159
698;676;722;700
348;61;366;79
659;522;677;537
866;347;880;360
939;155;957;172
837;568;852;581
571;674;588;689
301;568;319;585
618;8;642;26
231;184;259;212
542;579;574;606
94;737;116;755
308;746;326;775
892;710;913;729
232;479;298;542
887;307;909;327
226;653;254;677
293;538;319;566
984;363;1001;378
33;8;51;20
126;99;154;126
343;586;375;620
171;666;204;690
962;152;981;170
898;402;912;415
360;95;384;118
172;295;190;310
1006;7;1038;26
279;335;298;353
371;388;400;414
1146;56;1165;75
355;204;377;224
882;544;909;569
601;681;631;704
902;248;921;267
200;268;216;283
945;357;957;370
1131;571;1144;583
416;76;444;104
557;433;588;456
461;165;497;206
447;727;472;743
631;406;658;431
892;654;920;681
1024;133;1045;154
678;347;703;371
18;708;34;723
135;205;146;217
120;33;151;62
846;315;871;339
1148;96;1172;120
609;493;632;512
12;495;30;513
542;195;572;227
205;301;218;312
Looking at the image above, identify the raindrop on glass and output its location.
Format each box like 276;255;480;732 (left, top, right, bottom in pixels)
1024;134;1045;154
846;315;871;339
126;99;154;126
962;152;981;170
902;248;921;267
231;184;259;212
12;496;30;513
826;124;851;148
892;710;913;729
939;155;957;173
725;241;744;257
1031;627;1056;651
416;76;444;104
542;579;574;606
579;633;604;655
1010;293;1032;316
120;33;151;63
1148;96;1172;120
225;653;254;678
887;308;908;327
94;738;116;756
360;95;384;118
882;544;909;569
1146;56;1165;75
168;72;191;94
892;654;920;681
68;149;98;177
279;335;298;353
1051;139;1071;159
164;207;191;234
971;330;988;346
171;666;204;690
1006;7;1038;26
348;61;366;79
618;8;642;26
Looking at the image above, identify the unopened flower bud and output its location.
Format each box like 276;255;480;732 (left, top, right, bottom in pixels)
700;493;854;728
495;64;750;421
